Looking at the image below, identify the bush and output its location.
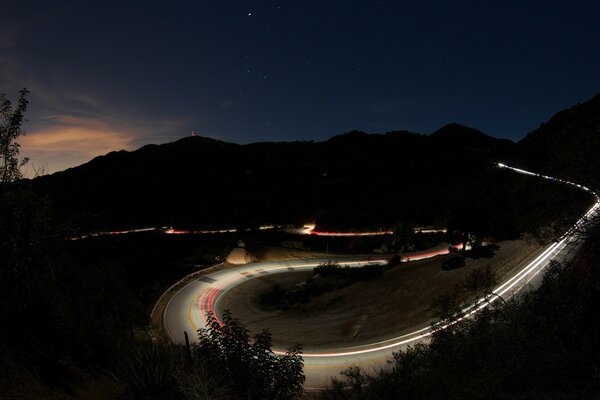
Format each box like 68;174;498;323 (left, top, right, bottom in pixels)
313;261;384;281
259;262;385;310
195;310;304;400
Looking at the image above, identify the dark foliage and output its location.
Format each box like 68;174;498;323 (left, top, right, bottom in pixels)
0;186;149;397
111;339;236;400
313;261;384;281
0;90;148;397
112;310;305;400
259;261;385;309
65;232;233;310
111;342;183;400
195;311;304;400
0;88;29;183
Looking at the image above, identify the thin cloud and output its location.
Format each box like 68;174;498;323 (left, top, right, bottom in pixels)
20;116;137;174
20;111;189;174
1;24;190;174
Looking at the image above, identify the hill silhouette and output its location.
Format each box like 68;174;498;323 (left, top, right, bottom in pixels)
34;126;516;232
518;93;600;188
33;89;600;235
431;123;515;153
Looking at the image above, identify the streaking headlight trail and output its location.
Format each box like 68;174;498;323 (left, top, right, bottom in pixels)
161;163;600;388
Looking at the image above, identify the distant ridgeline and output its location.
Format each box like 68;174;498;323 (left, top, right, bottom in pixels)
33;93;600;236
517;93;600;190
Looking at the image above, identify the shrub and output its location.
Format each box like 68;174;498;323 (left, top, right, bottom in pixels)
195;311;304;400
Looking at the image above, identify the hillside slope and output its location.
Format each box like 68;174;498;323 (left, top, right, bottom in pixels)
34;127;515;232
518;93;600;188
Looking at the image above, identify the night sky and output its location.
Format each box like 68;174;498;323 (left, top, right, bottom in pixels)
2;1;600;173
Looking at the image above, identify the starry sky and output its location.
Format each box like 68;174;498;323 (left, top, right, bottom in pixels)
2;1;600;173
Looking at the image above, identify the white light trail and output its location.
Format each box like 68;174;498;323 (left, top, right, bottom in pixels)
291;163;600;357
164;162;600;373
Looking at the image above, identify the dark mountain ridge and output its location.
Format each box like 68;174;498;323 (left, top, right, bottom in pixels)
34;89;600;234
431;123;515;153
34;126;515;232
518;93;600;188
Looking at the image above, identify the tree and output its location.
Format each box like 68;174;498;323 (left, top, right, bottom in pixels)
195;310;305;400
0;88;52;333
0;88;63;398
0;88;29;184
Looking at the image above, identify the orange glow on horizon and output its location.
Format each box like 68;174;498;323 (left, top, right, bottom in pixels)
20;116;136;174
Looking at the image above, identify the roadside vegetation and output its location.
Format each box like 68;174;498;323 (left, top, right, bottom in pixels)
318;227;600;400
111;311;304;400
258;261;390;310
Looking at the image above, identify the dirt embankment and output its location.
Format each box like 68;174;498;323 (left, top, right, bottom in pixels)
219;240;542;348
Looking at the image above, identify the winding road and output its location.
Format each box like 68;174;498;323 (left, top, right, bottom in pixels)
161;163;600;389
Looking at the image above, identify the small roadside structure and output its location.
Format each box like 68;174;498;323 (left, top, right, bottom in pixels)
227;247;249;264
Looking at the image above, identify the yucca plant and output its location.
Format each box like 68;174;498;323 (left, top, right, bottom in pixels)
176;367;232;400
111;341;182;399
